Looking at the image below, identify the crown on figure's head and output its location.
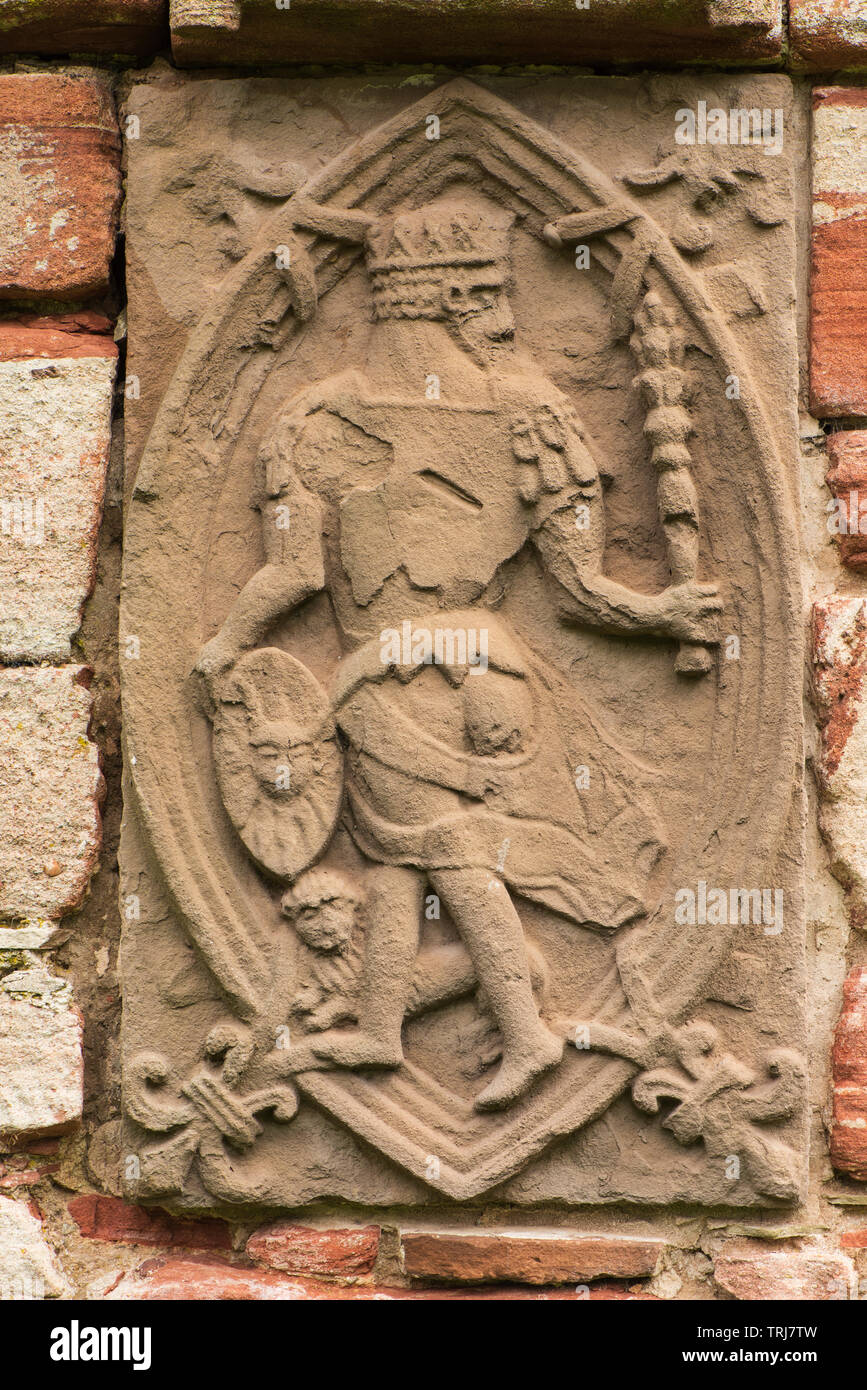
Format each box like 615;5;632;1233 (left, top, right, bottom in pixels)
365;203;511;275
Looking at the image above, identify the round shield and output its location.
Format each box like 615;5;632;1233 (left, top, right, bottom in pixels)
212;647;343;883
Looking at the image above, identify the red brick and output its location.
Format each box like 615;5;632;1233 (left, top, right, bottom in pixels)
812;599;867;788
811;89;867;416
0;73;120;300
3;1137;62;1156
826;432;867;570
107;1257;655;1301
0;1;168;57
171;0;782;68
830;967;867;1181
714;1241;855;1300
68;1195;232;1251
246;1222;379;1277
0;1167;57;1190
811;600;867;929
840;1230;867;1249
400;1230;663;1286
0;313;116;363
791;0;867;71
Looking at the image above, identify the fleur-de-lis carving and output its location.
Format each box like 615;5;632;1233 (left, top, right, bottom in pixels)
126;1026;298;1198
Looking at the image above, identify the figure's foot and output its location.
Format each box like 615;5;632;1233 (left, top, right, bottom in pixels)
306;1004;354;1032
262;1038;336;1076
310;1028;403;1069
474;1028;563;1112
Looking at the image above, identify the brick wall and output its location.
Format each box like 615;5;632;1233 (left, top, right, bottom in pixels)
2;0;867;1303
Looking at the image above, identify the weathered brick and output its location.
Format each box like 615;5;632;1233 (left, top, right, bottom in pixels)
830;967;867;1181
68;1194;232;1251
0;72;120;300
0;311;116;361
791;0;867;71
826;431;867;570
0;1164;58;1190
400;1230;663;1286
714;1241;856;1300
0;322;116;663
246;1221;379;1277
170;0;783;68
107;1257;654;1300
811;598;867;928
0;0;168;57
811;89;867;416
0;666;103;923
2;1136;61;1156
0;1193;69;1298
0;967;82;1141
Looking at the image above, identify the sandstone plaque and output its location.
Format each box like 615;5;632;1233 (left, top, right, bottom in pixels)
120;72;806;1209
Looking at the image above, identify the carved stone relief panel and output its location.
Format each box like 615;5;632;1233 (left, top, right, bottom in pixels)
120;71;806;1210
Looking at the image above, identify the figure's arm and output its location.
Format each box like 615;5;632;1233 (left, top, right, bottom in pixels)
533;499;722;645
196;558;322;686
517;397;720;645
196;406;326;691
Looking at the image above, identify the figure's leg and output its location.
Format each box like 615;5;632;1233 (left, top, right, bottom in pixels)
406;939;549;1018
311;865;423;1068
406;942;477;1016
429;868;563;1110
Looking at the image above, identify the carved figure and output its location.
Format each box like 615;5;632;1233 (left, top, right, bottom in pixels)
196;200;721;1111
121;78;805;1204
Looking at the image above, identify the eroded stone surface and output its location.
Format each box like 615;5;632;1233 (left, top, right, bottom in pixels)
713;1241;856;1300
0;0;167;56
0;1193;69;1299
0;924;61;950
120;70;805;1214
0;328;116;663
0;72;120;300
791;0;867;70
0;966;82;1141
169;0;783;68
0;666;103;923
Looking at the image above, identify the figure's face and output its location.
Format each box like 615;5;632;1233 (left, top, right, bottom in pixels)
250;722;312;799
439;267;515;361
294;899;355;953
